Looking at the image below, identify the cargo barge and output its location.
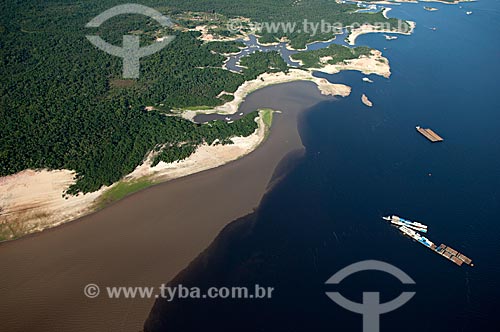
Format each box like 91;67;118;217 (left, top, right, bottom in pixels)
398;225;473;267
436;244;473;267
416;126;444;142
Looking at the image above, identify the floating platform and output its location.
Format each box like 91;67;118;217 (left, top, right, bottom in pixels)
416;126;444;142
397;225;473;267
436;244;473;266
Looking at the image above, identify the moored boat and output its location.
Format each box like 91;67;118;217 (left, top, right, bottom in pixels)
383;215;428;233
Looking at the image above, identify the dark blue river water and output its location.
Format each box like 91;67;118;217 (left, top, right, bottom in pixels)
146;2;500;331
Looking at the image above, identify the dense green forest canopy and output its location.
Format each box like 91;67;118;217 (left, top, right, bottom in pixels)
292;44;373;68
160;0;407;48
204;40;246;54
0;0;403;194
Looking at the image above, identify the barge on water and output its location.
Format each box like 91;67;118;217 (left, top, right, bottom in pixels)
398;225;473;267
383;215;428;233
416;126;444;142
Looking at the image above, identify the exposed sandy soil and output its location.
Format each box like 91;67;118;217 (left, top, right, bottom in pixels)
179;69;351;120
362;0;468;3
0;113;271;241
383;7;392;19
318;50;392;78
192;25;215;41
125;112;268;182
347;21;416;46
362;93;374;107
0;170;105;239
0;82;338;332
191;24;250;42
0;70;351;241
421;0;470;4
1;43;389;240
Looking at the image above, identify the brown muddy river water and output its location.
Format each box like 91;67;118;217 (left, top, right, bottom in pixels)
0;82;337;332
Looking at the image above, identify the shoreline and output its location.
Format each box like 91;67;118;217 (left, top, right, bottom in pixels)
0;111;271;242
317;49;391;78
0;72;351;241
358;0;473;4
361;93;374;107
347;20;416;45
123;109;270;184
1;9;400;240
0;82;337;331
421;0;475;4
383;7;392;19
0;45;393;241
179;69;352;120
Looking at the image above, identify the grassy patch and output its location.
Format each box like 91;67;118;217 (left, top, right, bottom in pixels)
181;105;214;111
261;108;274;128
97;178;155;208
0;225;13;242
259;108;274;140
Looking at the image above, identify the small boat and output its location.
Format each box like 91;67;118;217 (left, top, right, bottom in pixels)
384;34;398;41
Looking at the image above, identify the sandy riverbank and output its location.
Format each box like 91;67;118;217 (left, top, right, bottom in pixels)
181;50;390;121
0;82;337;332
0;170;106;240
125;111;269;182
422;0;473;4
295;49;391;78
180;69;351;120
0;75;350;240
2;16;396;240
347;21;416;45
360;0;471;3
0;112;269;241
1;42;389;240
0;111;271;241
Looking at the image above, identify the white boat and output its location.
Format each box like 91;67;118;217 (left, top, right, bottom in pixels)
399;226;435;248
383;215;428;233
384;35;398;41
